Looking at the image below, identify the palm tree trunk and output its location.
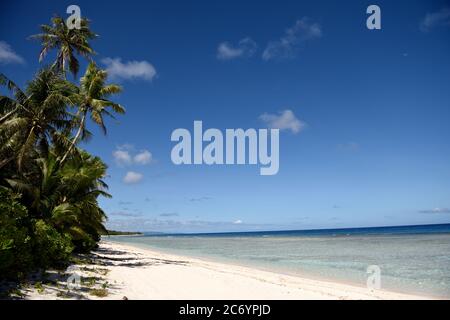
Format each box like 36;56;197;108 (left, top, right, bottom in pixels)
0;156;14;170
0;104;21;124
18;125;36;171
59;111;86;165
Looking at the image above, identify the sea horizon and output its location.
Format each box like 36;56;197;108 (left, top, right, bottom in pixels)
136;222;450;237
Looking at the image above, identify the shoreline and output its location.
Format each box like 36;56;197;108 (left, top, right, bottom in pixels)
105;240;437;299
18;240;435;300
105;237;369;290
100;240;435;300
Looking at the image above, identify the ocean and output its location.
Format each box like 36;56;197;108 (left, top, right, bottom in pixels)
106;223;450;298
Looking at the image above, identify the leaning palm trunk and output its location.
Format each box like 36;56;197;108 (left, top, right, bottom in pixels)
0;105;21;124
0;156;14;170
59;111;86;165
0;75;29;124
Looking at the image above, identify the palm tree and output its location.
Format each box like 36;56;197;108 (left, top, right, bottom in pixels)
0;69;77;171
6;150;110;252
6;154;62;219
59;151;111;250
59;62;125;164
30;15;97;78
0;74;29;124
0;12;130;278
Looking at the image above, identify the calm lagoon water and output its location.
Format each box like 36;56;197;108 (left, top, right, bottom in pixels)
106;224;450;298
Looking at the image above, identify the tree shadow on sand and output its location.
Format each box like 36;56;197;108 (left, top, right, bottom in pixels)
1;245;190;299
89;246;190;268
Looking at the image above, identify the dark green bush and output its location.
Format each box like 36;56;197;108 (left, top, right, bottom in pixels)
33;220;74;268
70;226;98;253
0;188;34;279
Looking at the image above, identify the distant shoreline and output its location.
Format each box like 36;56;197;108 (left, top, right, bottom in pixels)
101;230;144;236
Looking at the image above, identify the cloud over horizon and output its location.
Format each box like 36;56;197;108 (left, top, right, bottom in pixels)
105;217;283;234
419;207;450;214
159;212;179;217
189;196;212;202
102;57;157;81
109;211;142;217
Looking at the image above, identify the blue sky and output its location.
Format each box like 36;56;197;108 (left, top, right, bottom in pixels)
1;0;450;233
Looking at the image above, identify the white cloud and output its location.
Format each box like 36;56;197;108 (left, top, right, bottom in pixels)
262;18;322;61
233;219;243;224
113;149;132;166
113;145;153;166
105;217;280;233
217;37;257;60
259;109;305;134
420;7;450;32
189;196;212;202
134;150;152;165
123;171;143;184
109;211;142;217
102;57;157;81
419;207;450;214
0;41;25;64
159;212;179;217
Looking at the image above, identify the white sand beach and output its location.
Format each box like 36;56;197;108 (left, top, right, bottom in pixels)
20;240;432;300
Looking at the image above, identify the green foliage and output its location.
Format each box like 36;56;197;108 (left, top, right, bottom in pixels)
0;13;125;281
34;281;45;294
33;220;73;267
30;15;97;78
0;188;33;278
101;230;143;236
89;288;108;297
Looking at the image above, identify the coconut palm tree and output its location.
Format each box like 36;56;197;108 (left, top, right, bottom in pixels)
0;12;129;279
5;154;62;219
59;150;110;250
30;15;97;77
6;150;110;252
0;74;28;125
0;68;77;171
59;62;125;164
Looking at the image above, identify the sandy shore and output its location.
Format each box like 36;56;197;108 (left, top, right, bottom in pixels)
21;240;431;300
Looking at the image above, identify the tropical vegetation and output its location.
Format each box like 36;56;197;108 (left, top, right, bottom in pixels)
0;14;124;280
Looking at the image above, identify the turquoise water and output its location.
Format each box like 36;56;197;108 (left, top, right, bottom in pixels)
106;224;450;298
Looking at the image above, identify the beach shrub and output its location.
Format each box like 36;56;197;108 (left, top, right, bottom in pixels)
89;288;108;297
33;220;74;268
0;188;34;279
69;226;97;253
